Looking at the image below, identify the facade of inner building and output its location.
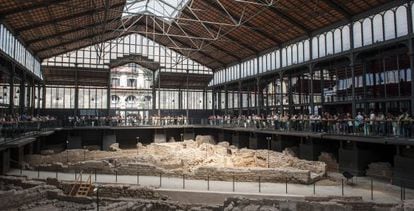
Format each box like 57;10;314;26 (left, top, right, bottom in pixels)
2;0;414;192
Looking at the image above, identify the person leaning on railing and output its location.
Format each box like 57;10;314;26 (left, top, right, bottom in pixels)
401;112;412;138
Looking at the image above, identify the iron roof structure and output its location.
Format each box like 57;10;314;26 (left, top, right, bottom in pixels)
0;0;398;71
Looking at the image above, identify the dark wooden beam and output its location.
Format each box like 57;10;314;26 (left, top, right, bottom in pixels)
266;6;311;34
320;0;352;19
26;17;121;45
1;0;71;17
15;2;124;33
36;29;119;55
199;1;282;46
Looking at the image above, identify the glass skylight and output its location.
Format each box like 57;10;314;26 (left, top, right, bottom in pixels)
123;0;189;22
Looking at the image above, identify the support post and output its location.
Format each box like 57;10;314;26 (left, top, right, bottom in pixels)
224;85;228;115
8;66;14;114
152;70;156;113
107;70;111;115
238;81;242;116
405;0;414;115
42;83;46;109
37;84;41;114
309;65;314;114
279;73;284;115
74;65;79;116
350;56;356;117
19;74;26;114
256;77;261;115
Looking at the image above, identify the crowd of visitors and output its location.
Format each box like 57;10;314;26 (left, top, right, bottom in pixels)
208;111;413;138
59;110;414;138
0;114;58;140
66;115;190;127
0;114;57;123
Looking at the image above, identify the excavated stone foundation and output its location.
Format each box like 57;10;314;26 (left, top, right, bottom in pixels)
24;137;326;184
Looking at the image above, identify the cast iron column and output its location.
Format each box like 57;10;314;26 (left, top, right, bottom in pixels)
42;83;46;109
224;85;228;115
407;0;414;115
74;65;79;116
309;65;314;115
238;81;242;116
350;56;356;117
19;73;26;114
279;73;284;115
8;65;15;114
37;83;41;115
107;70;111;115
152;71;156;113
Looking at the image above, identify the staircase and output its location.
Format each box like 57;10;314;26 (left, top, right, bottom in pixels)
69;171;92;197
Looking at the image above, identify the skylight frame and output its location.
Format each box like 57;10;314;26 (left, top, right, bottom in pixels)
123;0;190;22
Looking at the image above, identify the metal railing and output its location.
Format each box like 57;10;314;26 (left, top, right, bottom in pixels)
63;118;208;128
0;120;61;145
54;117;414;139
9;168;413;203
207;118;414;138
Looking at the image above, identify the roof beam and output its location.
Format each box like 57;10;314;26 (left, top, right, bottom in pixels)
199;1;282;46
142;23;226;67
165;17;242;60
37;25;225;68
266;6;311;34
1;0;70;17
320;0;352;19
36;29;118;55
15;2;124;33
198;1;260;53
26;17;120;45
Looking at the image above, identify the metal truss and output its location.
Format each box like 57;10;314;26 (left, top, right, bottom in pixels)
114;0;282;69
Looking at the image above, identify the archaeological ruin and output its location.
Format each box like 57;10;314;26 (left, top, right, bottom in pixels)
2;0;414;209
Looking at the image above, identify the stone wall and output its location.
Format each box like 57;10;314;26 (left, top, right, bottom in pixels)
0;183;56;210
0;176;410;211
223;197;398;211
0;175;45;189
25;140;327;185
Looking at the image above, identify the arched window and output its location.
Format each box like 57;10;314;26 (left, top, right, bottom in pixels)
319;34;326;57
342;25;351;51
384;10;396;40
362;18;372;46
282;48;287;67
298;42;304;63
396;6;408;37
353;21;362;48
334;28;342;53
304;39;310;61
292;44;298;64
326;32;333;55
111;95;120;104
287;46;292;66
275;50;281;68
373;14;384;42
312;37;319;59
126;95;136;104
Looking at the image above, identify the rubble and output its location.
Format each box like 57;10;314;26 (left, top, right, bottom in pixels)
109;143;121;152
319;152;339;172
196;135;216;146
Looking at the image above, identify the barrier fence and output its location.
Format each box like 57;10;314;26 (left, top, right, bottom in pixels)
0;120;60;145
10;168;413;203
61;117;414;138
